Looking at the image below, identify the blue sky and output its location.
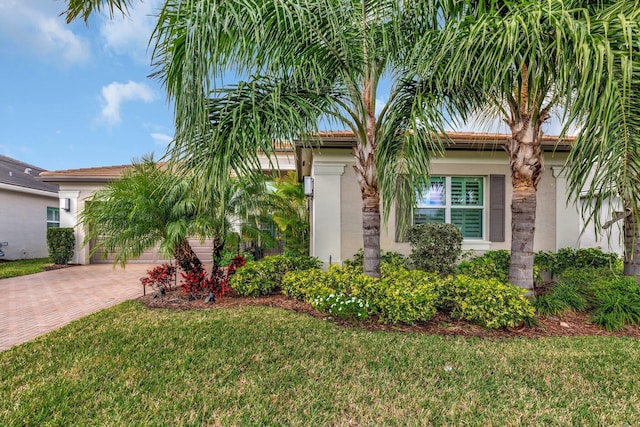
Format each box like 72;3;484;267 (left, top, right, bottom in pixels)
0;0;172;171
0;0;568;172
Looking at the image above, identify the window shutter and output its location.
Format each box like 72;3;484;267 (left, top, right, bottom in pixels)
489;175;505;242
451;209;483;238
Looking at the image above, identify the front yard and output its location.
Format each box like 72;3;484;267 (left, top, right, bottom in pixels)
0;258;51;279
2;300;639;425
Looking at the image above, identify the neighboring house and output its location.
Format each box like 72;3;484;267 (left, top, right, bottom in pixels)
39;132;620;266
0;155;59;260
39;148;297;265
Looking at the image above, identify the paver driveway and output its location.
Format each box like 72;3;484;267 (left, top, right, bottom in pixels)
0;264;151;351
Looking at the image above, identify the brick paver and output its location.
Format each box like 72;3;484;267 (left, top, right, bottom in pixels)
0;264;151;351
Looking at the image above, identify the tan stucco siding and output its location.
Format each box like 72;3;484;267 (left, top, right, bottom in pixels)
323;148;573;263
0;188;58;259
340;163;364;262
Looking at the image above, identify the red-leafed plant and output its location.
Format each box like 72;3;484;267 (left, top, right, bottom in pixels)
142;264;176;292
179;254;246;301
227;254;246;275
180;269;207;297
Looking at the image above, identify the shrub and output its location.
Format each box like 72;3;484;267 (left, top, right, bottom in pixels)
591;290;640;331
283;263;439;325
142;264;176;292
281;269;334;302
407;223;462;275
343;249;408;270
550;282;589;312
230;255;323;296
444;275;535;328
311;293;370;320
46;228;75;265
535;248;619;279
588;276;640;331
375;267;439;324
532;293;571;316
557;267;620;291
220;250;253;266
229;261;276;297
180;269;207;297
456;250;510;283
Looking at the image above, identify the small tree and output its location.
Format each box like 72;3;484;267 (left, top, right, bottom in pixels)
407;223;463;276
46;228;75;265
257;172;310;257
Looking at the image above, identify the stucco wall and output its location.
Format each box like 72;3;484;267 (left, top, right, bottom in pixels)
311;147;578;264
0;188;58;259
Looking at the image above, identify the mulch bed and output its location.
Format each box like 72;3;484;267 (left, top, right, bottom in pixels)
140;289;640;339
44;264;79;271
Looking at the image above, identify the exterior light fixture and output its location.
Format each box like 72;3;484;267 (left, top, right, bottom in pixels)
303;176;314;197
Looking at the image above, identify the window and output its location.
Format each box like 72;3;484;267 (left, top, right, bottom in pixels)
47;207;60;228
414;176;484;238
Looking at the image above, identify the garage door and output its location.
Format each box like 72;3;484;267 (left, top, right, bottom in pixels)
90;238;214;264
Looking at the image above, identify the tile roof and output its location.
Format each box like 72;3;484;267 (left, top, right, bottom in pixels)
0;155;58;193
39;131;576;182
39;165;133;182
311;131;575;151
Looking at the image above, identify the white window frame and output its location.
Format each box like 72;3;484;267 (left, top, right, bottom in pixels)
414;176;486;240
47;207;60;228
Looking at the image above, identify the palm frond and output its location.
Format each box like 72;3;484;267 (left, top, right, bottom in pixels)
376;76;461;234
167;75;342;192
565;1;640;236
63;0;134;23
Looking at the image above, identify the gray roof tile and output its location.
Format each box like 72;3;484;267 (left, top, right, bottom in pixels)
0;155;58;193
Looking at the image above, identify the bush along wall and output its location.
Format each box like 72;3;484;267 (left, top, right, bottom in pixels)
230;255;323;297
533;267;640;331
282;263;534;328
407;223;462;276
46;228;75;265
457;247;621;287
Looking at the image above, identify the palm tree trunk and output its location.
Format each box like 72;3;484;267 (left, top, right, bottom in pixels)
509;183;537;292
211;236;224;272
623;210;640;283
174;238;203;274
506;114;545;292
353;72;382;278
354;144;381;277
362;189;381;278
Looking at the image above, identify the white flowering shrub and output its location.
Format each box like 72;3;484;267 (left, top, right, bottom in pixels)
311;293;370;320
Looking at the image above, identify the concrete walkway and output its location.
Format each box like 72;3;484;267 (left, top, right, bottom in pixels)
0;264;151;352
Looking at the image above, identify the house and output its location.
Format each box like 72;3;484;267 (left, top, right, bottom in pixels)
39;132;619;266
297;132;621;267
0;155;59;260
39;147;298;265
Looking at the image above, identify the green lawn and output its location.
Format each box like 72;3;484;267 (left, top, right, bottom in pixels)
2;301;639;426
0;258;51;279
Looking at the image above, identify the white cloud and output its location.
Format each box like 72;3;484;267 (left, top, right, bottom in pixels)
0;0;91;66
151;132;173;146
99;81;157;125
99;0;162;62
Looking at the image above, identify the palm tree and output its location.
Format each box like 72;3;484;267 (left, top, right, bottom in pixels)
565;2;640;282
149;0;477;278
418;0;621;291
82;157;269;274
260;171;310;257
189;172;269;272
65;0;463;278
81;157;204;273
